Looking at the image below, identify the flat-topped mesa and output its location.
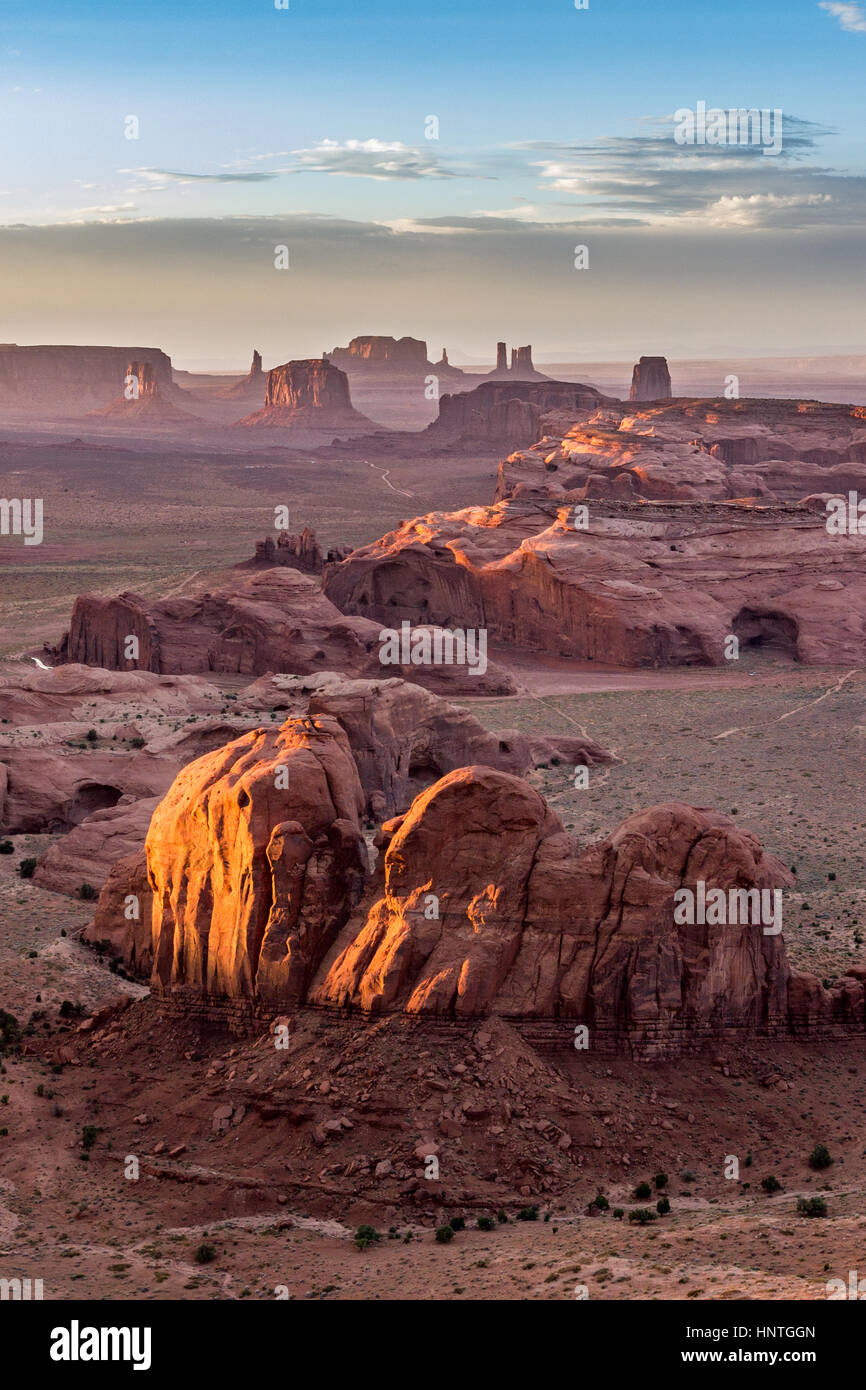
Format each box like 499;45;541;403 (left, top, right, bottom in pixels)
328;335;429;372
0;343;178;412
326;334;466;380
266;358;351;410
629;355;672;401
238;359;375;436
425;378;612;448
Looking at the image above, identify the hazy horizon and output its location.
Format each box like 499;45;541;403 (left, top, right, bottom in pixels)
3;0;866;363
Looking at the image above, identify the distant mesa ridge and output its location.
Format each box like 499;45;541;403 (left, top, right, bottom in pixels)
325;334;466;378
0;343;180;411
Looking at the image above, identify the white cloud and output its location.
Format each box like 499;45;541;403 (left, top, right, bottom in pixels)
290;139;459;181
819;2;866;31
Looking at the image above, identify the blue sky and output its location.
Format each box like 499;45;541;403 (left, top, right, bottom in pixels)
1;0;865;364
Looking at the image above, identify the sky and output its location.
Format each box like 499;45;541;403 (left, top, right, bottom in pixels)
1;0;865;367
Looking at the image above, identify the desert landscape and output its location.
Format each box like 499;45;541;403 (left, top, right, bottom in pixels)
3;0;866;1355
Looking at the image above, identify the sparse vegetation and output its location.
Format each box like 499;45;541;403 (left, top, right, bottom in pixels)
353;1224;382;1251
797;1197;828;1218
629;1207;658;1225
808;1144;833;1170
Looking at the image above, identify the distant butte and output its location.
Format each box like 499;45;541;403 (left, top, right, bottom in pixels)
238;358;376;438
629;355;672;401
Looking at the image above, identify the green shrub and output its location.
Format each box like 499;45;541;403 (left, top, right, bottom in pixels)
612;1208;624;1220
477;1215;496;1231
656;1196;671;1215
85;729;98;743
0;840;13;855
0;1009;20;1055
797;1197;827;1218
808;1144;832;1171
516;1205;539;1222
435;1225;454;1244
628;1207;658;1225
194;1244;216;1264
633;1181;652;1200
654;1173;668;1190
353;1224;382;1251
78;883;98;901
592;1193;609;1211
496;1210;508;1223
81;1124;98;1151
450;1215;465;1231
18;858;37;879
761;1175;782;1193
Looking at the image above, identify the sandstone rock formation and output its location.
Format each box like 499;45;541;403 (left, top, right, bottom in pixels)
219;349;265;400
0;663;224;728
424;379;611;449
312;781;796;1040
140;747;859;1052
54;567;516;694
237;672;614;817
148;716;368;1006
0;343;179;413
91;360;196;422
326;335;466;384
485;343;548;382
238;359;375;438
327;336;430;373
244;527;350;574
495;397;866;505
629;356;672;401
82;847;153;978
322;497;866;667
35;796;160;897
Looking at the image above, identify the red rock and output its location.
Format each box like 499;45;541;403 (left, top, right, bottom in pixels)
323;496;866;667
629;356;672;401
238;359;374;439
0;343;179;413
425;379;610;449
55;569;514;694
148;715;368;1006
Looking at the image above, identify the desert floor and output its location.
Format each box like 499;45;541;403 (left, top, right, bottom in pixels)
1;660;864;1301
